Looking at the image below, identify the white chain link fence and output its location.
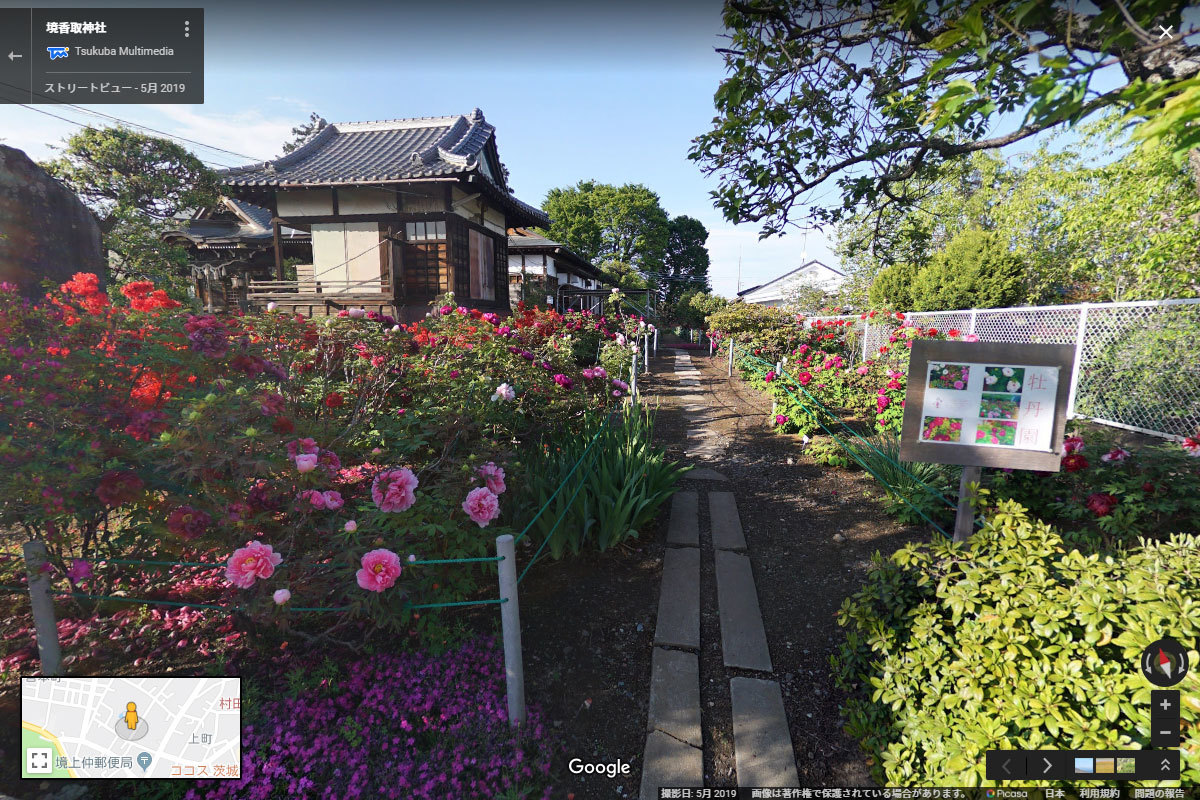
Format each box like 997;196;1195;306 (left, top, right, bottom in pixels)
807;299;1200;441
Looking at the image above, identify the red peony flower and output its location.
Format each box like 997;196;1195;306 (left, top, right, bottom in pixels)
1062;453;1089;473
167;505;211;540
1142;481;1156;495
96;470;144;506
1085;492;1119;517
797;371;813;386
947;329;960;337
271;416;295;434
324;391;345;408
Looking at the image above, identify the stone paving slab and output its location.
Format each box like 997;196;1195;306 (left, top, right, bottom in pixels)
686;467;728;481
709;491;746;551
666;491;699;546
730;677;799;788
641;730;703;799
654;546;700;649
646;647;702;747
715;550;772;671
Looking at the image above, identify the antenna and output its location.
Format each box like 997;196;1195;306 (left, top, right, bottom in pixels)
737;245;742;294
801;232;808;262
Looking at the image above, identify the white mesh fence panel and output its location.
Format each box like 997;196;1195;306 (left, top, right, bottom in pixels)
805;299;1200;439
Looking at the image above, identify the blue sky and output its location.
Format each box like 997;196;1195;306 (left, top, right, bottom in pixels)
0;0;836;298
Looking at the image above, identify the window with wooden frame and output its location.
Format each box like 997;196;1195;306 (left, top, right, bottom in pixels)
402;220;448;297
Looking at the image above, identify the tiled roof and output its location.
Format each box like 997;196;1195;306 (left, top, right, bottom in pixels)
508;228;603;282
220;109;548;226
165;198;308;246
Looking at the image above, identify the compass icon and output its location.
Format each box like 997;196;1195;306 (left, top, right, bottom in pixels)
1140;638;1190;687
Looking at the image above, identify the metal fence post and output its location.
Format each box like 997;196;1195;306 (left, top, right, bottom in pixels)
728;341;734;377
709;336;714;357
644;334;650;373
862;320;870;361
1066;303;1090;419
654;328;658;356
495;534;526;727
968;308;978;335
23;541;62;676
631;352;638;399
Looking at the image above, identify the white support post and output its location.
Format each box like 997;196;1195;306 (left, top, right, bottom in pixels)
862;321;870;361
709;336;714;357
728;341;734;377
23;540;62;676
968;308;978;335
495;534;526;727
1066;303;1090;419
644;334;650;373
653;328;658;355
631;353;638;399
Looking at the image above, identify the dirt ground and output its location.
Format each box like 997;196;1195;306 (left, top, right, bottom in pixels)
649;342;931;788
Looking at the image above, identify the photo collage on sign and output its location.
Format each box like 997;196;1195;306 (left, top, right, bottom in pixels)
919;360;1058;452
976;366;1023;447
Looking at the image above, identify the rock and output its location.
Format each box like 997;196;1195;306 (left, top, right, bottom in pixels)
832;533;845;543
0;145;105;299
636;623;644;632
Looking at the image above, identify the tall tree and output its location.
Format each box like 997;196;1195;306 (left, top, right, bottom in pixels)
691;1;1200;237
43;126;222;284
541;181;670;287
282;112;328;154
661;215;712;304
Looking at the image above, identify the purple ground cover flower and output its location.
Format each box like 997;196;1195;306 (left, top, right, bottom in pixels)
185;637;557;800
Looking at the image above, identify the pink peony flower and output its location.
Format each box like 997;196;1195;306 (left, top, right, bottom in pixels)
964;333;980;342
1100;447;1131;463
371;468;419;512
273;589;291;605
344;519;358;532
297;489;327;510
356;548;402;592
1182;436;1199;457
322;490;344;510
294;453;318;474
348;307;366;319
476;462;506;495
775;414;788;426
491;383;516;403
462;486;501;527
856;365;870;376
66;559;92;582
1063;435;1085;454
225;541;282;589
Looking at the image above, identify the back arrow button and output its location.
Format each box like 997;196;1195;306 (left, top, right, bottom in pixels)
8;52;23;61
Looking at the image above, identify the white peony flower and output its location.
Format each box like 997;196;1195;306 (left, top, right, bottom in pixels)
491;383;516;403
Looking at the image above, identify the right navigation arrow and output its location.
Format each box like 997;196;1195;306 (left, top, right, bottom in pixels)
1043;757;1053;774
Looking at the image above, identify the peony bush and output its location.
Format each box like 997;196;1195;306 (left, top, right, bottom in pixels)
0;276;652;653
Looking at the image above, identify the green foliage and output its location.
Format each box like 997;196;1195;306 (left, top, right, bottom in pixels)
281;112;328;154
520;405;688;559
661;215;711;304
692;1;1200;236
668;289;728;330
540;180;670;281
805;436;855;469
908;228;1025;311
843;432;957;529
42;126;222;286
989;429;1200;549
840;117;1200;305
867;261;921;310
834;500;1200;787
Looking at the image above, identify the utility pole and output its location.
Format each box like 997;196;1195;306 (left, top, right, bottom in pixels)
736;246;742;295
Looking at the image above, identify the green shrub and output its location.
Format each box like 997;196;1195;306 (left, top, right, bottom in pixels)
520;404;688;558
833;499;1200;787
806;436;857;469
909;228;1025;311
868;260;922;310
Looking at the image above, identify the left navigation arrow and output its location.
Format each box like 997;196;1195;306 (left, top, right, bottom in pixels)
7;51;22;61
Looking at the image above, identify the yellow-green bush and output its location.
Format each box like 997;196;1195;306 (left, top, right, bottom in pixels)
833;499;1199;786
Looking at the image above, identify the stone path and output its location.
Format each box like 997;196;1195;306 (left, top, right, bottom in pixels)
640;351;798;798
